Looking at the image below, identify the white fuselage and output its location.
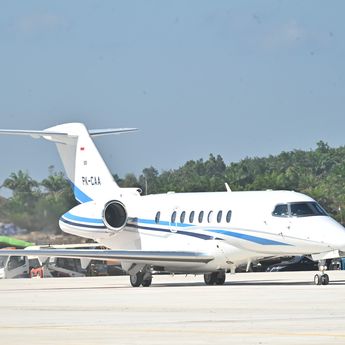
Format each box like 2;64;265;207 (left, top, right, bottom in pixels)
59;190;345;273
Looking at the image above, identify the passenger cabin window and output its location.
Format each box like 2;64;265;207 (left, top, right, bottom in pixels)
207;211;213;223
171;211;177;224
198;211;204;223
272;204;289;217
217;210;222;223
189;211;195;223
180;211;186;224
226;210;232;223
155;211;160;224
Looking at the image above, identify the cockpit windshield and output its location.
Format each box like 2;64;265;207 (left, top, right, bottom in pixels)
272;202;328;218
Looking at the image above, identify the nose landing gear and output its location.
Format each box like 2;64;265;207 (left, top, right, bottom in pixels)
314;261;329;285
313;273;329;285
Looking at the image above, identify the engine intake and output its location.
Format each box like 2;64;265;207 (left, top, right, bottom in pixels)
103;200;127;232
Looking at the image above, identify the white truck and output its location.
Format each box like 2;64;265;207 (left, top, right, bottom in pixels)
0;244;122;279
0;251;32;279
0;245;89;279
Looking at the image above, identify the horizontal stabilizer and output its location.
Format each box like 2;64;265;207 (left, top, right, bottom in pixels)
89;128;138;137
0;249;214;264
0;129;69;139
0;127;138;139
0;123;139;202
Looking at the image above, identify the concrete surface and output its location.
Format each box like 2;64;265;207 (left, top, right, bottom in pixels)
1;271;345;345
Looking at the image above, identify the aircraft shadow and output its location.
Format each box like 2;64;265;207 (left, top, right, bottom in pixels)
3;279;345;291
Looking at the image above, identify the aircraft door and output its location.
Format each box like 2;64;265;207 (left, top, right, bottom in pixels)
267;217;292;236
268;204;292;236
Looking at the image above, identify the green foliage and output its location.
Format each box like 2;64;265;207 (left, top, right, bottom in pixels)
1;141;345;232
118;142;345;224
1;170;76;233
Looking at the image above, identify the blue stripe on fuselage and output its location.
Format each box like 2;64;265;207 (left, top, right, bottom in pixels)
126;222;215;240
208;229;291;246
60;214;290;246
60;217;107;229
68;180;93;203
63;212;104;224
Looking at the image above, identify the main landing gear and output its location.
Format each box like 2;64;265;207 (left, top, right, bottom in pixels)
204;271;226;285
130;271;152;287
314;260;329;286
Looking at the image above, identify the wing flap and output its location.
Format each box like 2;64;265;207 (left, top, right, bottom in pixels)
0;249;214;264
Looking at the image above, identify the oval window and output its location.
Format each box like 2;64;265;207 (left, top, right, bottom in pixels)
198;211;204;223
180;211;186;224
217;210;222;223
189;211;195;223
155;211;160;224
171;211;177;224
207;210;213;223
226;210;232;223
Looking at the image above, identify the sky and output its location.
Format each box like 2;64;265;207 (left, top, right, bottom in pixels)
0;1;344;192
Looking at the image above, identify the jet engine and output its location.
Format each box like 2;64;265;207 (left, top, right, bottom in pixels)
102;200;127;232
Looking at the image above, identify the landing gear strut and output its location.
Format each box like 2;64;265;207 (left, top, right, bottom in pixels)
204;271;226;285
314;260;329;286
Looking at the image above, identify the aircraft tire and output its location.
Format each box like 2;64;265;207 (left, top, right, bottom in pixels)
314;274;321;285
215;271;226;285
204;272;217;285
130;272;144;287
321;274;329;285
142;277;152;287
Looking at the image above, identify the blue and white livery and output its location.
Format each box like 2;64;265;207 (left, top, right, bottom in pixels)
1;123;345;286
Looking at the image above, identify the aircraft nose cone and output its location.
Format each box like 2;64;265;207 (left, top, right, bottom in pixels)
329;221;345;251
339;231;345;252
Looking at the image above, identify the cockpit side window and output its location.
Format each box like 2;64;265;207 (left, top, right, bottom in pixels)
272;204;289;217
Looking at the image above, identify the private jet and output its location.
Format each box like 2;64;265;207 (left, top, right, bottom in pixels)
0;123;344;286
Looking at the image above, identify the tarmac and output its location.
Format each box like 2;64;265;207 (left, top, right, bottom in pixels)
1;271;345;345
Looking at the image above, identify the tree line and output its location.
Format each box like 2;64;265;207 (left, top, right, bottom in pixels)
1;141;344;233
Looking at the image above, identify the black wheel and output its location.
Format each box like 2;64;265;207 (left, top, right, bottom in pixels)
215;272;226;285
130;272;144;287
321;274;329;285
314;274;321;285
142;276;152;287
204;272;217;285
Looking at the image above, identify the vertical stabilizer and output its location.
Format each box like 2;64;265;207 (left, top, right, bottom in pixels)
46;123;119;203
0;123;138;203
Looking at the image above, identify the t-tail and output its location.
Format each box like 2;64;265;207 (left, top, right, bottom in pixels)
0;123;138;203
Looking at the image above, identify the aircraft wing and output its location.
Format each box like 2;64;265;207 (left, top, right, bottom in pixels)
0;249;214;264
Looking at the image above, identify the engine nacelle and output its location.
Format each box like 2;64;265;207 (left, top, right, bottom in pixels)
102;200;127;232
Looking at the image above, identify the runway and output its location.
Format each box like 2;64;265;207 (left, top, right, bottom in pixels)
1;271;345;345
